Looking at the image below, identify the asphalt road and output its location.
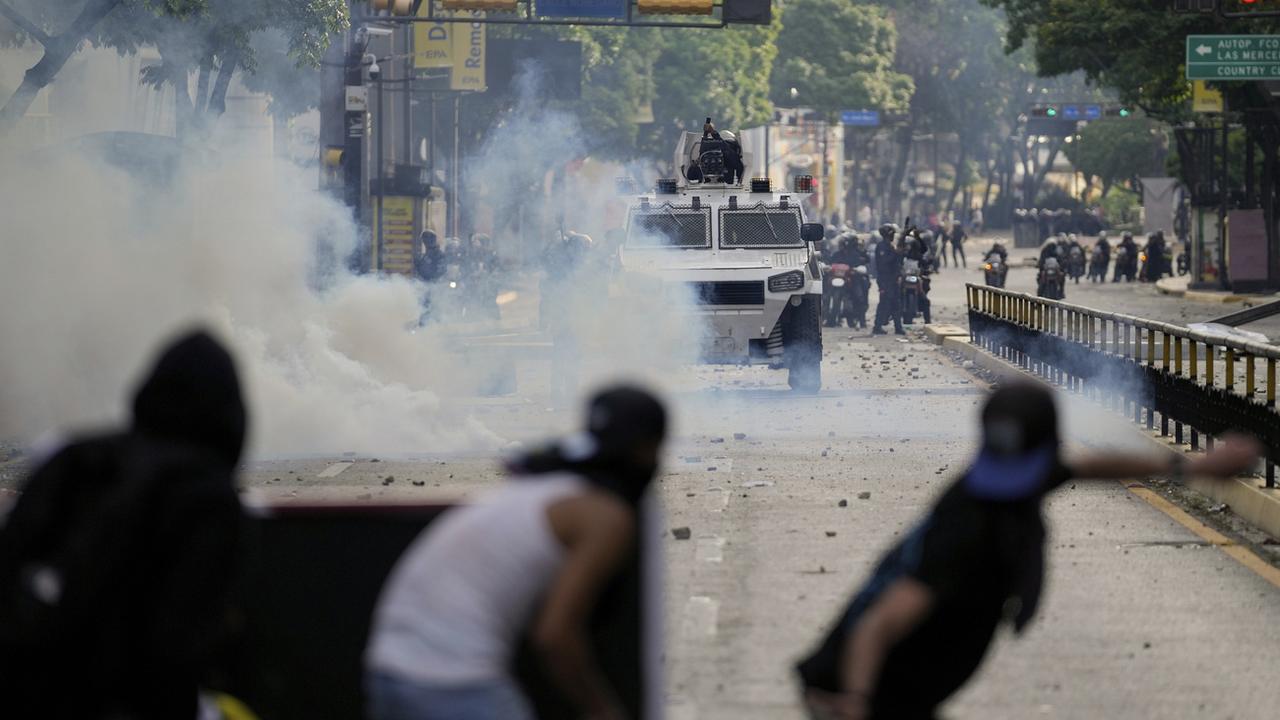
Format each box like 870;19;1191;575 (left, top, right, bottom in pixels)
4;234;1279;719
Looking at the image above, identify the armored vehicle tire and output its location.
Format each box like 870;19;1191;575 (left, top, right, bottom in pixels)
785;295;822;392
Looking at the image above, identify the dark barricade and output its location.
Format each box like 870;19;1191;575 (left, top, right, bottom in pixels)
221;503;649;720
966;284;1280;488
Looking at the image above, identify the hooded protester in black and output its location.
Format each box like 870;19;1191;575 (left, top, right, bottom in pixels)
797;383;1066;719
0;330;247;720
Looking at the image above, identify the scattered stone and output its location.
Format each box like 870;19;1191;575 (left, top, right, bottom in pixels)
828;431;836;437
710;437;725;444
820;450;829;457
271;477;281;483
672;527;692;540
412;480;425;487
838;499;848;507
356;493;371;501
733;432;747;440
857;491;872;500
370;458;380;463
962;360;976;369
741;480;774;488
382;476;395;486
707;466;718;472
1208;503;1229;513
825;531;837;537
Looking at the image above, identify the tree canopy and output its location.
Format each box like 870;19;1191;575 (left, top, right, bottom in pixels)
770;0;910;121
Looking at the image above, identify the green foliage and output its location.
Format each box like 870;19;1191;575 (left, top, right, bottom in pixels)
1099;184;1140;226
983;0;1280;120
650;20;780;150
1063;117;1167;194
770;0;910;121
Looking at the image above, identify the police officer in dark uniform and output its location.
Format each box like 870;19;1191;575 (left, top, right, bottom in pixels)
872;224;906;336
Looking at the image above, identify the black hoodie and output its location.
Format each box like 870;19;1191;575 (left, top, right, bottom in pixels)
0;330;246;719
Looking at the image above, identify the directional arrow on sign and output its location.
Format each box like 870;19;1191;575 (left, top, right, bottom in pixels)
1195;44;1212;56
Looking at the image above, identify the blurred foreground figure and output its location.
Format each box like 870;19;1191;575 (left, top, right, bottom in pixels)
366;386;667;720
0;330;247;720
797;381;1258;720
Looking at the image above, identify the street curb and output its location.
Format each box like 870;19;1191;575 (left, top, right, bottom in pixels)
1155;278;1187;297
1156;277;1271;304
924;325;969;345
942;336;1280;539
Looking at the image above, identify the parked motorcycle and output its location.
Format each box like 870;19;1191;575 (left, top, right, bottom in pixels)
1037;257;1066;300
982;252;1007;288
1113;247;1136;282
1067;245;1086;284
901;257;923;324
823;263;870;329
1088;245;1108;283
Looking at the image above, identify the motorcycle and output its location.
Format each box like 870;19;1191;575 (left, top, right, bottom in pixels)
901;257;923;324
1113;247;1136;282
982;253;1007;288
823;263;870;329
1067;245;1086;284
1037;257;1065;300
1088;246;1108;283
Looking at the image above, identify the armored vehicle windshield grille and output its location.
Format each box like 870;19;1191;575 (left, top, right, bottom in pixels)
719;207;804;248
627;206;711;248
683;280;765;306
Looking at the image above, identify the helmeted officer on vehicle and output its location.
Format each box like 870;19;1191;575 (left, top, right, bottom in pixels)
872;223;906;336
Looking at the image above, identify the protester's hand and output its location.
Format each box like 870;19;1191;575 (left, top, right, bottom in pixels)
1190;433;1262;479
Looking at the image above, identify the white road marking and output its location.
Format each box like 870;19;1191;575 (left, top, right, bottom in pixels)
696;537;725;563
682;595;719;638
702;486;731;512
317;462;354;478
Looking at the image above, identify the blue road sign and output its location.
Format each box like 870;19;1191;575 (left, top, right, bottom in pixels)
1084;104;1102;120
538;0;627;18
1063;105;1081;120
840;109;880;127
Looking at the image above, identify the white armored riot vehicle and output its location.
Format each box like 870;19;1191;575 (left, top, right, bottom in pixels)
618;128;825;391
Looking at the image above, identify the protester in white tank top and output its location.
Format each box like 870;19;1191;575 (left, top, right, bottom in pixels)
365;386;668;720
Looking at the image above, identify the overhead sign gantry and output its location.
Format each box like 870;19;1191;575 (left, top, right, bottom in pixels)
369;0;771;28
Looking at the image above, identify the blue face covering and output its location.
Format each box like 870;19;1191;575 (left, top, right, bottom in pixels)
964;445;1057;501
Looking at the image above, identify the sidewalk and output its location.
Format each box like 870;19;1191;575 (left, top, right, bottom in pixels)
1154;275;1274;304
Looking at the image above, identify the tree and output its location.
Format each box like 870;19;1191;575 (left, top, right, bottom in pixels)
1063;117;1168;198
0;0;136;134
769;0;911;122
984;0;1280;120
95;0;347;138
649;18;782;160
0;0;346;139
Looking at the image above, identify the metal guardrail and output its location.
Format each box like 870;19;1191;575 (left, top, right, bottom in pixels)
966;283;1280;488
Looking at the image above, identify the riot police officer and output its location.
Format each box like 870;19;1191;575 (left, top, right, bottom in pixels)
872;224;906;336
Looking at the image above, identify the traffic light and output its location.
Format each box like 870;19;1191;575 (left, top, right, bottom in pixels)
370;0;415;14
637;0;715;15
440;0;518;8
1029;106;1059;118
1104;107;1134;118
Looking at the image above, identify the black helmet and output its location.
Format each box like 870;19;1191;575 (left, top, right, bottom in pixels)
1122;231;1134;240
919;229;935;244
878;222;899;240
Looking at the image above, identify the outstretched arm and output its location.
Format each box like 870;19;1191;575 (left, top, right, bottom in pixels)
1069;433;1260;481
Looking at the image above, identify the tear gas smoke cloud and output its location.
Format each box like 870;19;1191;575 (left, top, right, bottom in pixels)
0;144;503;458
0;64;710;459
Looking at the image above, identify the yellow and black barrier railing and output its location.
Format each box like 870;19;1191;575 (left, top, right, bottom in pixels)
966;283;1280;488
